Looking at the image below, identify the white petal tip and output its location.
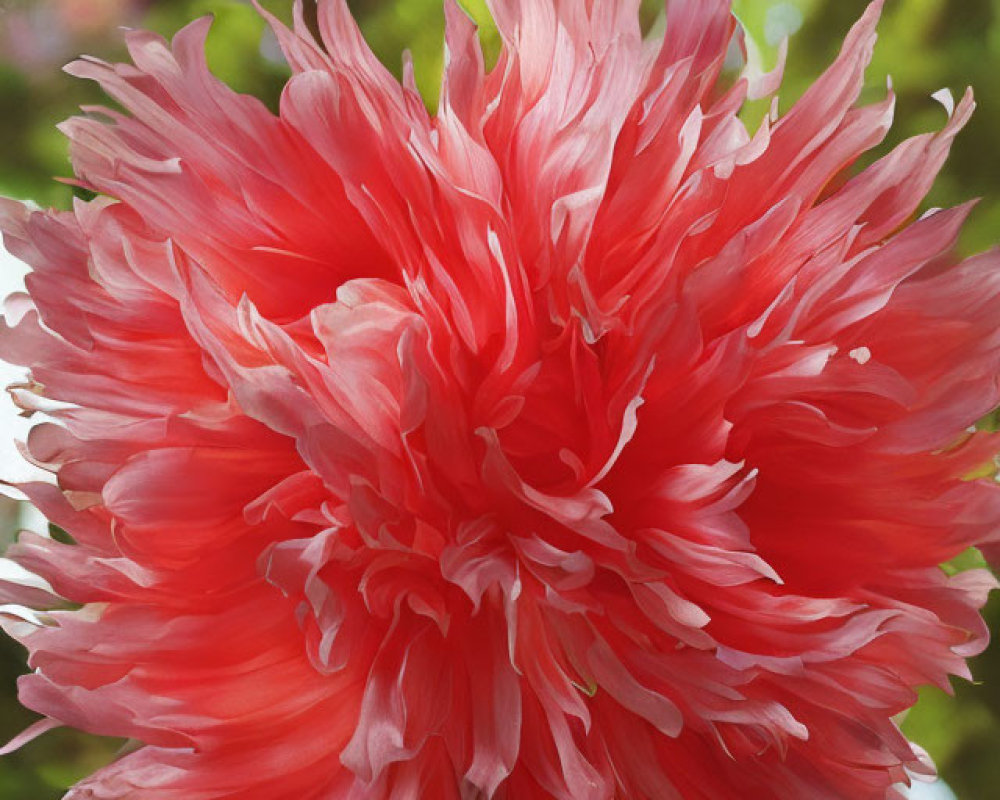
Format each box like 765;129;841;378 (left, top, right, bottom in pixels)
931;88;955;118
849;346;872;365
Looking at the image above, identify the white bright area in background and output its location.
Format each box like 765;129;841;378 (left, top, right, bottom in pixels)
1;242;52;536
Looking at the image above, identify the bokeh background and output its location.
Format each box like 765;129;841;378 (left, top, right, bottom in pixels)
0;0;997;797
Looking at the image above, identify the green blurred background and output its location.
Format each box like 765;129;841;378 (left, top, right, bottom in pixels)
0;0;997;797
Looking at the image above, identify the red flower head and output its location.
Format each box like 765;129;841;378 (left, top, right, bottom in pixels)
1;1;998;797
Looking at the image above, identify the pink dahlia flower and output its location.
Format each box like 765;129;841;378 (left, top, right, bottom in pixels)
1;1;998;797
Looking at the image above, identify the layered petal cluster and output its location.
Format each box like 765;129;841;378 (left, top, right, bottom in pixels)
1;1;999;797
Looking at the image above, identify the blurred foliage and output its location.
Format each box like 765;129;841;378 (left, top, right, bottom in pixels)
0;0;998;797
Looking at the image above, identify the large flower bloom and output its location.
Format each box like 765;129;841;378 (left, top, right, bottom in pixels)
1;0;998;797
